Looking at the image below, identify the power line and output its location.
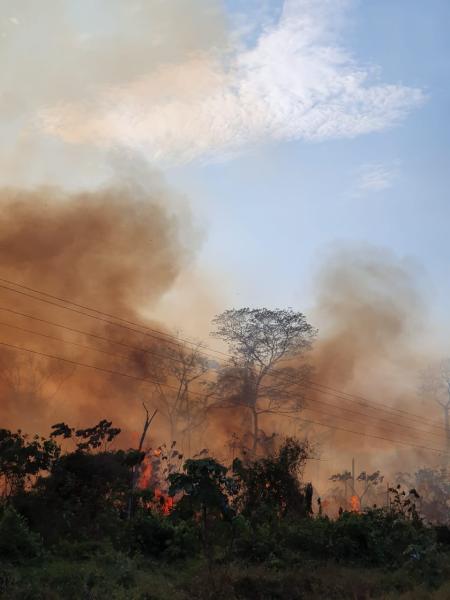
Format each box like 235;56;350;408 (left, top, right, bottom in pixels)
0;275;446;433
306;379;439;428
0;276;209;352
300;403;441;446
0;305;192;368
0;337;448;458
0;338;188;397
303;381;447;433
0;318;133;363
0;309;446;447
287;414;450;458
1;300;445;443
301;397;445;443
0;281;189;351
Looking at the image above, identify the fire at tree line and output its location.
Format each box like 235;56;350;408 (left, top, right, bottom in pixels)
0;308;449;599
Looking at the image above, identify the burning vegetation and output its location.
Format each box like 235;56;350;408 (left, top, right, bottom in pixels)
0;416;449;599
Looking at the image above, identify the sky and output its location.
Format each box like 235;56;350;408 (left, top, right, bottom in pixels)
167;0;450;325
1;0;449;339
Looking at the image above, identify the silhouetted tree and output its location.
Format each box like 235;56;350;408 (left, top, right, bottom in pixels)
0;428;60;499
169;456;234;557
50;419;121;452
211;308;316;454
138;341;212;451
330;469;384;510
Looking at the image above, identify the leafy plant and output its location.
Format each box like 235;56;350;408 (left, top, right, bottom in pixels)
233;437;311;518
169;457;235;558
0;506;43;563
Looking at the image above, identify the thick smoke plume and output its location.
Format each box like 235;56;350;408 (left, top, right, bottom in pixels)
312;245;424;389
300;245;446;491
0;181;198;437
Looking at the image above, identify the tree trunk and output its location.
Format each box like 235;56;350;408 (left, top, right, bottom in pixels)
127;405;157;520
251;408;258;455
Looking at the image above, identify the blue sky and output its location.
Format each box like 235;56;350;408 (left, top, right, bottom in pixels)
165;0;450;327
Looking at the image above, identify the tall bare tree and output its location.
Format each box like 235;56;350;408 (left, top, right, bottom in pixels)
152;341;212;452
211;308;316;455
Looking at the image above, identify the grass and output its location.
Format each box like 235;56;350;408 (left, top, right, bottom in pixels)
1;553;449;600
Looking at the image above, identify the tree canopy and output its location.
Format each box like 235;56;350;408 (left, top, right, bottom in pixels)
211;308;317;453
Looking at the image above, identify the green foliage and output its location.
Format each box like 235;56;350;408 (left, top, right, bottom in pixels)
0;506;43;563
0;418;449;598
169;456;236;561
169;457;234;520
0;428;60;497
327;509;434;567
50;420;121;452
0;563;18;597
231;508;438;572
130;512;175;557
128;513;200;559
22;449;132;542
233;437;311;518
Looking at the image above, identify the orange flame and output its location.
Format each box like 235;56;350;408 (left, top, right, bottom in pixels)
350;495;360;512
154;488;174;515
136;449;174;515
138;457;153;490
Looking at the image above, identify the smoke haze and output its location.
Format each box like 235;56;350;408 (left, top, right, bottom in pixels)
0;180;201;435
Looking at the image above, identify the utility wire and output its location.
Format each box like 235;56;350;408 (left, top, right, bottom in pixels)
0;306;191;367
286;414;450;458
0;318;133;364
0;277;202;350
0;275;446;433
0;338;189;398
0;311;444;447
0;337;448;459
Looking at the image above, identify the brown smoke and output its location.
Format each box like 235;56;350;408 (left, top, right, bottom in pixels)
0;180;199;437
300;245;445;490
0;190;445;483
312;245;424;390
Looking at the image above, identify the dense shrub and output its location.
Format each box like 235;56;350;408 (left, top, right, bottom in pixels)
0;506;43;564
230;509;438;570
129;513;200;559
233;438;312;519
0;422;449;597
131;513;175;557
329;509;435;566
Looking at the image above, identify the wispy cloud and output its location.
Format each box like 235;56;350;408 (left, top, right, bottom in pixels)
353;163;399;197
39;0;425;164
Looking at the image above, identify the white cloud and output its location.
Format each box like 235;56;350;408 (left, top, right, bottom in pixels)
39;0;425;164
354;163;398;196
